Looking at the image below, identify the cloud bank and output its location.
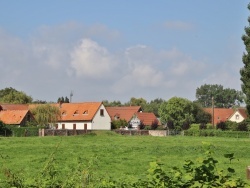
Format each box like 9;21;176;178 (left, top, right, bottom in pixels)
0;22;242;103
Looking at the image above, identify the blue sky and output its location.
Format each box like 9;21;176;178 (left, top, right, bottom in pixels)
0;1;249;103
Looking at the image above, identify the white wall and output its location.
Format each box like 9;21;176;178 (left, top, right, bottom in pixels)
92;104;111;130
229;111;245;123
57;122;92;129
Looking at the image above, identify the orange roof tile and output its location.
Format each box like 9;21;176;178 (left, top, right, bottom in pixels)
204;108;234;124
0;110;29;125
0;104;29;110
135;112;158;126
58;102;102;121
237;108;248;119
106;106;142;122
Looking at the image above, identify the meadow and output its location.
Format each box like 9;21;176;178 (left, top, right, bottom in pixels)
0;131;250;186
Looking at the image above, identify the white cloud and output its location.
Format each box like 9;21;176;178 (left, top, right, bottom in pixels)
70;38;117;78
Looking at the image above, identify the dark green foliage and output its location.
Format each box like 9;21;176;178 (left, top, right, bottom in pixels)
111;119;128;129
236;120;248;131
0;121;12;136
199;123;207;130
0;87;33;104
10;127;40;137
241;3;250;116
195;84;244;108
139;120;145;130
193;103;211;124
150;119;158;130
216;121;227;130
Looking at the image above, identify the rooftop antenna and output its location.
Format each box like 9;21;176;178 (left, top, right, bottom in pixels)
70;91;73;103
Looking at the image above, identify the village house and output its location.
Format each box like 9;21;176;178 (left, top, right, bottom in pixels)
204;108;248;124
106;106;159;129
0;104;34;126
54;102;111;130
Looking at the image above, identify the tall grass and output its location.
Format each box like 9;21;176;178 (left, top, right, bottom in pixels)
0;131;249;186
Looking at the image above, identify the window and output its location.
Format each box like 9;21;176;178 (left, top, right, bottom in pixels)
83;110;88;115
62;124;65;129
100;109;104;116
73;110;79;116
236;114;239;120
73;124;76;129
62;111;67;116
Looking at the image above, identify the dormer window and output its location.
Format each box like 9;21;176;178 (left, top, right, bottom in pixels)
62;111;67;116
83;110;88;115
73;110;79;116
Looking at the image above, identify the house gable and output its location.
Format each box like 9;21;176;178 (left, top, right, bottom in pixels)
106;106;142;122
0;110;31;126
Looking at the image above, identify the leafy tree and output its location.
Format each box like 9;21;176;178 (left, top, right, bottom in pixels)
111;119;127;129
125;97;147;110
216;121;227;130
159;97;195;129
64;96;70;103
151;119;159;130
193;102;211;124
143;98;164;117
0;87;32;104
241;3;250;116
0;121;12;136
30;104;60;127
102;100;123;107
195;84;243;108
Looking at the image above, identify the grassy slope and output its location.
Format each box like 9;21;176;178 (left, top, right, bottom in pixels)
0;131;250;182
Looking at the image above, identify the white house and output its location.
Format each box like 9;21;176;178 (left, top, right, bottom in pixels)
55;102;111;130
228;108;248;123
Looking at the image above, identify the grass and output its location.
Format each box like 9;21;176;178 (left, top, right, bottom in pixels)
0;131;250;184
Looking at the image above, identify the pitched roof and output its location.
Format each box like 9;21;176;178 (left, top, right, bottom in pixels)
0;110;29;125
0;104;29;110
237;108;248;119
134;112;158;126
106;106;142;122
57;102;103;121
204;108;234;124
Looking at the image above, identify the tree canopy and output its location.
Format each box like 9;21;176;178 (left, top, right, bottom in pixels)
240;3;250;116
30;104;61;127
195;84;244;108
0;87;32;104
159;97;195;129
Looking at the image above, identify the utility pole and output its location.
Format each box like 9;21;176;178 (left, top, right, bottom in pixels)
70;91;73;103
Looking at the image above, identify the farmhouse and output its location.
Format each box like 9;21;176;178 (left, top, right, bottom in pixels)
106;106;142;122
129;112;159;129
204;108;247;124
0;104;34;126
106;106;159;129
55;102;111;130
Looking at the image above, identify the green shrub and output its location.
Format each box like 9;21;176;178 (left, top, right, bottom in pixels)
0;121;12;136
10;127;39;137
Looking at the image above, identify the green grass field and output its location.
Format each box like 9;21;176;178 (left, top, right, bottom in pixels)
0;131;250;186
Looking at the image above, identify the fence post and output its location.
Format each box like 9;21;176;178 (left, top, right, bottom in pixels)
246;166;250;180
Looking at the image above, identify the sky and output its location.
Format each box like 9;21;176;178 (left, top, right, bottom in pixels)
0;0;249;103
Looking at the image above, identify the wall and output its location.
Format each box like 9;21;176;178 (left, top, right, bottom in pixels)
149;130;168;137
92;104;111;130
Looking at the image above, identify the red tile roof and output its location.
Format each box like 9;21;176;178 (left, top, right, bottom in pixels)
57;102;102;121
135;112;158;126
237;108;248;119
0;110;29;125
204;108;234;124
0;104;29;110
106;106;142;122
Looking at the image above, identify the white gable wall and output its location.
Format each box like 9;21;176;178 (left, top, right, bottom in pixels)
56;122;92;129
229;111;245;123
92;104;111;130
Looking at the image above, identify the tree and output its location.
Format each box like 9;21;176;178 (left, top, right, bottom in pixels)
143;98;164;117
0;87;32;104
195;84;243;108
241;3;250;116
192;102;211;124
125;97;147;110
159;97;195;129
30;104;60;127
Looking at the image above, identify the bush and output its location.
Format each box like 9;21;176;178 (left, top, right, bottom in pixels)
151;119;158;130
0;121;12;136
10;127;39;137
199;123;207;130
111;119;128;129
216;121;227;130
237;120;248;131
